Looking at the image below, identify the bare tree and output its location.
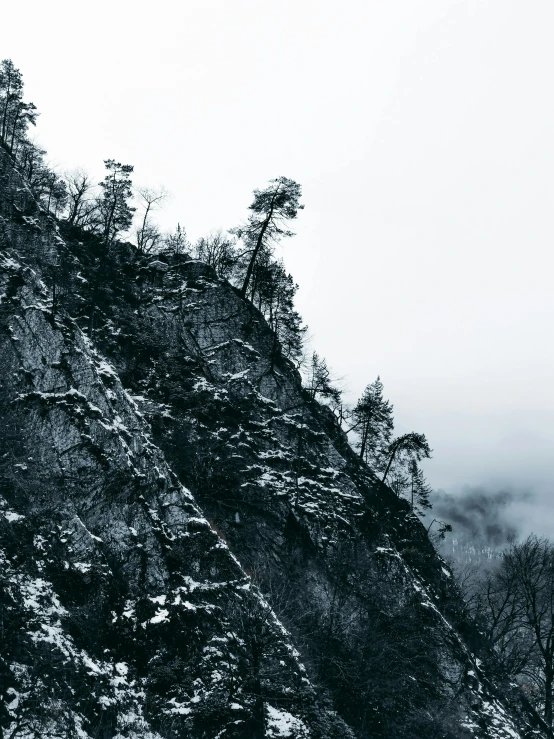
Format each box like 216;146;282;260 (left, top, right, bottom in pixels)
194;231;238;279
426;518;453;544
473;536;554;726
223;587;311;739
64;169;98;228
134;186;166;254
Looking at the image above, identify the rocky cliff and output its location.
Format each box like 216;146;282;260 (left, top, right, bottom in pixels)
0;146;548;738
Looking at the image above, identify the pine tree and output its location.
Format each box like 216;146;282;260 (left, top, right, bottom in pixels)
97;160;135;247
387;462;410;499
251;258;306;366
350;378;394;472
232;176;303;299
0;59;38;153
408;459;433;514
306;353;341;404
381;432;432;484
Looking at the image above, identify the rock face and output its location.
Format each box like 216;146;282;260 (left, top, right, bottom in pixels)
0;147;548;738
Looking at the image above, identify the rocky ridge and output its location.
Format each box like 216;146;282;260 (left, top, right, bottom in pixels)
0;146;548;738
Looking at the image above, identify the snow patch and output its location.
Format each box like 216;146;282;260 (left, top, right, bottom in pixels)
266;704;309;737
4;511;25;522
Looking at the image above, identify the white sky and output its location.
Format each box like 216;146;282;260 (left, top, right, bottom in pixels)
3;0;554;529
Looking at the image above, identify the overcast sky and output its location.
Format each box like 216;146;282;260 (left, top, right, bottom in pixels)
3;1;554;534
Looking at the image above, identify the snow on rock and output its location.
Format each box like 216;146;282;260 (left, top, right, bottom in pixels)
0;242;349;736
0;145;543;739
266;705;310;738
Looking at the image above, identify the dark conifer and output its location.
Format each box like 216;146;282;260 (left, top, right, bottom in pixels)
232;176;303;299
350;377;394;472
408;459;433;514
97;160;135;247
382;431;432;484
0;59;38;153
306;352;342;404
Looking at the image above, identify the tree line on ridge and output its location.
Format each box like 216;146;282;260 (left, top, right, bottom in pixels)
0;57;436;517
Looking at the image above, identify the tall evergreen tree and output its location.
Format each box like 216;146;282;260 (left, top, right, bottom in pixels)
408;459;433;514
306;352;341;404
86;161;135;337
0;59;38;153
387;462;410;499
251;257;306;366
350;378;394;471
232;176;303;299
381;432;432;484
97;160;135;247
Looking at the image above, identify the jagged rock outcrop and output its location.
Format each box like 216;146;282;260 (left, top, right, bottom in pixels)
0;146;548;738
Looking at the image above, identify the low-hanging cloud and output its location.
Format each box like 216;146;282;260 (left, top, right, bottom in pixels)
430;485;534;550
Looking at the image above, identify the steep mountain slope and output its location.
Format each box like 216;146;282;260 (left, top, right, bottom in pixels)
0;153;348;739
75;254;543;739
0;146;548;738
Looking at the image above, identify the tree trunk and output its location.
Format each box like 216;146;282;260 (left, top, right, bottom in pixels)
359;421;369;461
545;664;553;727
103;199;117;247
88;267;100;337
381;443;399;483
269;320;279;371
51;274;57;318
0;81;11;142
250;640;265;739
8;105;22;153
240;186;280;299
240;217;270;299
